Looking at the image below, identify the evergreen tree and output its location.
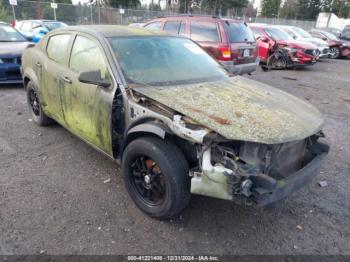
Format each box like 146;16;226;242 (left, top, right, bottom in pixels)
260;0;282;17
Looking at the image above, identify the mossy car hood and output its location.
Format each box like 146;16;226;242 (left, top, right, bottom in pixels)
134;76;324;144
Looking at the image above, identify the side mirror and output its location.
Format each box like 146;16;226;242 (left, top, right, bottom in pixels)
78;70;111;88
322;37;327;41
293;35;297;40
38;29;47;34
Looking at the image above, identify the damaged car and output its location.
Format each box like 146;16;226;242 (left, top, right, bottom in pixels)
22;26;329;219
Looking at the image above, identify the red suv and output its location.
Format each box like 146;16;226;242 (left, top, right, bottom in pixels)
143;15;259;75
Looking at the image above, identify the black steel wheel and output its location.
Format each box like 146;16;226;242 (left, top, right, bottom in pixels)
122;136;190;219
130;155;166;206
26;80;52;126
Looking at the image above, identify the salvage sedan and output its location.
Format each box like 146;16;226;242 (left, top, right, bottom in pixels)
22;26;329;219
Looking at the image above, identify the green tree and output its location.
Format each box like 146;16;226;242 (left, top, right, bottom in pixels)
331;0;350;18
0;1;12;23
297;0;321;20
279;0;298;19
260;0;282;17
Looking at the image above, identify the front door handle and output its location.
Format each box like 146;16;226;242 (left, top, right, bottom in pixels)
35;62;42;68
61;76;72;84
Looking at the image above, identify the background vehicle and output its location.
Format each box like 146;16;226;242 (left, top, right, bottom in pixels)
316;27;342;37
339;26;350;42
278;25;330;58
250;24;318;68
22;25;329;219
14;20;67;43
0;22;30;84
143;15;259;75
310;29;350;58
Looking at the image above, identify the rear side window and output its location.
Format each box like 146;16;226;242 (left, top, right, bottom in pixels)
225;22;255;42
164;21;181;34
47;34;71;65
69;36;109;79
145;22;161;30
190;22;220;42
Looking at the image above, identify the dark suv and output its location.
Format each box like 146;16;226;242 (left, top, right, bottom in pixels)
143;15;258;75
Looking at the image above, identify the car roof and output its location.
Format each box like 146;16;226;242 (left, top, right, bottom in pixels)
17;19;60;23
56;25;167;38
149;15;241;23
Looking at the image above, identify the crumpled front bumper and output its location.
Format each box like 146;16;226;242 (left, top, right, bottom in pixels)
253;142;330;207
191;141;329;206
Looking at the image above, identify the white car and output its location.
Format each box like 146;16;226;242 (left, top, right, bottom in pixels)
278;26;330;58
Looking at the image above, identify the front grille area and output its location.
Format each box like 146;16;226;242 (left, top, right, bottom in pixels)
0;56;21;64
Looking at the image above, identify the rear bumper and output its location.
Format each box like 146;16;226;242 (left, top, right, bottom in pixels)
253;142;330;207
220;59;259;75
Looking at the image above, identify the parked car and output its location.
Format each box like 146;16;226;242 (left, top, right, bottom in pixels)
316;27;342;38
250;24;318;68
309;29;350;58
278;25;330;58
22;25;329;218
14;20;67;43
339;26;350;42
143;15;259;75
0;22;31;84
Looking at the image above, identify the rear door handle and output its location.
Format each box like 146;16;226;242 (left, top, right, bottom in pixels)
61;76;72;84
35;62;42;68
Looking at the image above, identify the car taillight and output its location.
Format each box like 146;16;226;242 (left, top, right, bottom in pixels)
219;46;231;61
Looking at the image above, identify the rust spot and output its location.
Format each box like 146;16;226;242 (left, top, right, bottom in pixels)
235;111;243;118
208;115;232;125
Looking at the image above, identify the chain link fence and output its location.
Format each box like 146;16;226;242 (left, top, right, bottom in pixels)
1;0;315;30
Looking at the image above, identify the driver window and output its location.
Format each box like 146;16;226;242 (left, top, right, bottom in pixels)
69;35;109;80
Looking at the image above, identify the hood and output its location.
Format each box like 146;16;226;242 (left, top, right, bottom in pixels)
277;39;317;49
134;76;324;144
298;37;329;46
0;41;30;56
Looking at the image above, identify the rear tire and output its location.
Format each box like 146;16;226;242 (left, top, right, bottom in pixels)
122;136;190;219
26;81;52;126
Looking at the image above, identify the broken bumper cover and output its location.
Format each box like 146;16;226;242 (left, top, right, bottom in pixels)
253;142;330;207
191;141;329;206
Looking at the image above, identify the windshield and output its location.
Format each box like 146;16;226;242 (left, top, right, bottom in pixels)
292;27;312;38
265;28;293;40
225;22;255;42
43;21;66;31
0;25;26;42
322;31;338;40
109;36;228;86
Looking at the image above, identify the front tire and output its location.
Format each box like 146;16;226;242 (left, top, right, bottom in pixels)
26;81;52;126
122;137;190;219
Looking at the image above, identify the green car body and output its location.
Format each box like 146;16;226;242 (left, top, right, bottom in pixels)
22;26;329;218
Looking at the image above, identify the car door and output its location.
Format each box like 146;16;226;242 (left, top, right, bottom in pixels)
60;34;113;153
41;33;73;124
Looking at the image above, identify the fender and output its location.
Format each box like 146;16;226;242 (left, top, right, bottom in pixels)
23;68;39;90
127;122;169;139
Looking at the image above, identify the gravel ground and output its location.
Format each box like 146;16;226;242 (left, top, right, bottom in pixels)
0;59;349;255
